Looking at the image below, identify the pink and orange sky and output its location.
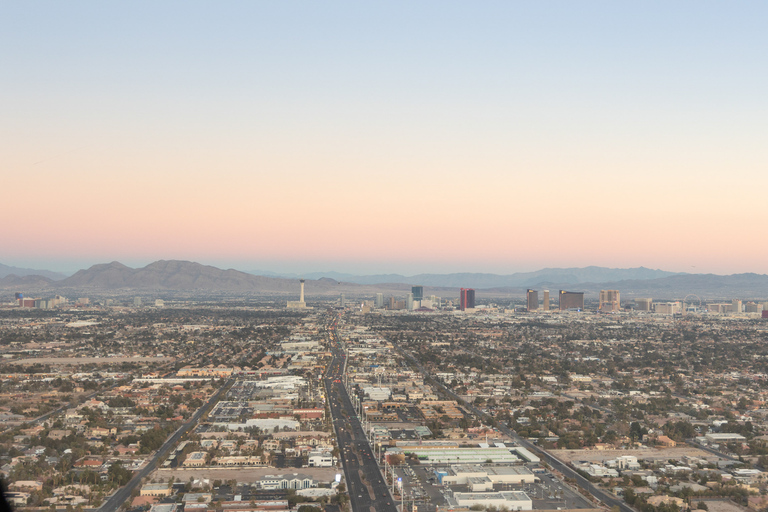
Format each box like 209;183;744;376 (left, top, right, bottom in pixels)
3;2;768;275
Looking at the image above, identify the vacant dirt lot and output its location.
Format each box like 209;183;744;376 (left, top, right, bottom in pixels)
699;500;748;512
154;467;340;483
550;446;721;464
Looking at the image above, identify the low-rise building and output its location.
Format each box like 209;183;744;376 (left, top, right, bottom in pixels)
307;450;334;467
140;483;173;497
440;465;535;486
183;452;207;467
257;473;317;490
452;491;532;510
213;456;266;466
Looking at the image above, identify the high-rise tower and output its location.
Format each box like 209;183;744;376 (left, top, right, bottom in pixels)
460;288;475;311
635;298;653;311
527;289;539;311
287;279;308;309
559;290;584;311
599;290;620;312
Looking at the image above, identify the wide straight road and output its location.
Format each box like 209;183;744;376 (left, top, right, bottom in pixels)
397;347;637;512
324;317;397;512
687;440;741;463
98;378;233;512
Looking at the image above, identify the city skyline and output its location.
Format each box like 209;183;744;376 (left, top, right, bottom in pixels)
4;2;768;275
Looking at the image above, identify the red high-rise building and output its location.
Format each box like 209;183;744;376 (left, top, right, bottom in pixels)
460;288;475;311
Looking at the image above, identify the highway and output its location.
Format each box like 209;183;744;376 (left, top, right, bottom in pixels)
324;316;398;512
396;346;638;512
98;378;233;512
686;440;741;463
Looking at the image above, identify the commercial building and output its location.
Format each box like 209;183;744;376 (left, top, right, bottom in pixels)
542;290;549;311
606;455;640;470
403;447;519;464
599;290;620;312
375;293;384;309
460;288;476;311
439;465;535;486
575;462;619;478
177;367;233;378
140;484;173;497
558;291;584;311
257;473;317;490
705;433;746;443
452;491;532;510
526;290;538;311
292;408;325;420
213;456;266;466
362;387;392;401
183;452;207;467
706;303;727;314
655;302;681;315
412;286;424;301
307;450;334;467
510;446;540;463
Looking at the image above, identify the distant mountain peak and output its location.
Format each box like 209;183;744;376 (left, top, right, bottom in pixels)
0;262;68;280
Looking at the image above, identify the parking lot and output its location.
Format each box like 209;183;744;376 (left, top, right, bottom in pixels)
392;462;594;511
389;428;420;441
395;462;444;512
209;400;253;420
530;471;592;510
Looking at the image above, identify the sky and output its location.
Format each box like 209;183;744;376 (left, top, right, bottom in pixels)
2;2;768;276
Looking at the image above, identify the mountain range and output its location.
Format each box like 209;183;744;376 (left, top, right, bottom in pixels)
0;263;66;280
58;260;338;294
0;261;410;296
1;260;767;299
